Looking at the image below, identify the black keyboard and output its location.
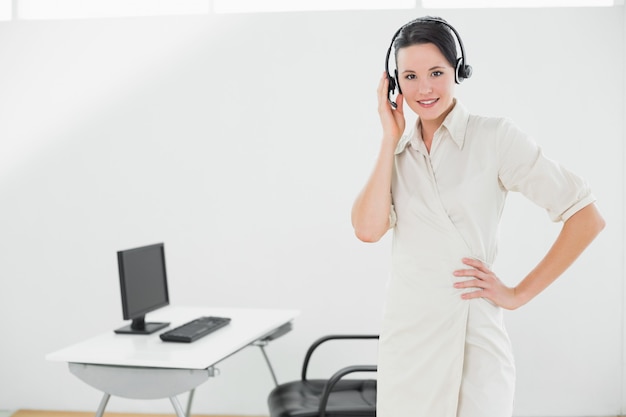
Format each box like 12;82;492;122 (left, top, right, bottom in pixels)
159;316;231;343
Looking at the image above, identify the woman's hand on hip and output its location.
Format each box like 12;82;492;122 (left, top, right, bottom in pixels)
377;71;405;144
453;258;523;310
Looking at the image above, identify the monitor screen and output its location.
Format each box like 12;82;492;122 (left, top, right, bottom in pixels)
115;243;170;335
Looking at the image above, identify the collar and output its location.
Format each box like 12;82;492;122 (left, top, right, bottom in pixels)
395;100;470;155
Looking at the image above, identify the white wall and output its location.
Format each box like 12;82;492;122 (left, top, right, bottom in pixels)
0;7;623;417
622;3;626;415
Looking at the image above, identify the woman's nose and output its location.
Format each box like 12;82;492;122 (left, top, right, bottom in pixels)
418;78;433;94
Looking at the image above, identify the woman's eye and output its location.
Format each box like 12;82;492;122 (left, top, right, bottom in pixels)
431;71;443;77
405;74;416;80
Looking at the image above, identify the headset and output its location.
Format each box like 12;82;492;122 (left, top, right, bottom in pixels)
385;17;473;108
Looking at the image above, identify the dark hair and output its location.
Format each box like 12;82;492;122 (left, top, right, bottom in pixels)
394;16;458;69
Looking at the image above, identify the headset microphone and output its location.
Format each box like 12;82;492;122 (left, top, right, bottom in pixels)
385;17;473;109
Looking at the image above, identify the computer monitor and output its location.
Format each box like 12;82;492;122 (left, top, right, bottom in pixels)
114;243;170;335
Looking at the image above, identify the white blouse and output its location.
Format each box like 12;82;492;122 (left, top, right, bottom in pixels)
389;100;595;266
377;100;595;417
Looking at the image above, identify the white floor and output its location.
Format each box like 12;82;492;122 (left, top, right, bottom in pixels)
0;412;13;417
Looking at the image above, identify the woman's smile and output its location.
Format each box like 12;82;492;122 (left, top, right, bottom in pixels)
417;98;439;108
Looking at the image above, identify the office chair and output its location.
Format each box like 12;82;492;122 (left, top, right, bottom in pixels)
267;334;378;417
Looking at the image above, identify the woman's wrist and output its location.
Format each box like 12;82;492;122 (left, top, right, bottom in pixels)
511;285;533;309
381;134;401;149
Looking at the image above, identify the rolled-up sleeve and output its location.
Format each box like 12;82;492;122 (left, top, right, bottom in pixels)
389;204;397;229
496;119;595;222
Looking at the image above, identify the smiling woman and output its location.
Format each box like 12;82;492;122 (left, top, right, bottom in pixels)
351;15;605;417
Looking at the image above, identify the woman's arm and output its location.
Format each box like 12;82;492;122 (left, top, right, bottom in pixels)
453;203;605;310
351;137;397;242
351;73;405;243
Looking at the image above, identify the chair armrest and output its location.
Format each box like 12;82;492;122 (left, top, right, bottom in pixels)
301;334;379;381
318;365;377;417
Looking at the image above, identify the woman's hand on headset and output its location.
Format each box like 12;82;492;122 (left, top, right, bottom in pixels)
377;71;405;145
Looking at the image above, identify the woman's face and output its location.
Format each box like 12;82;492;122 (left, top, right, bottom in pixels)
396;42;456;125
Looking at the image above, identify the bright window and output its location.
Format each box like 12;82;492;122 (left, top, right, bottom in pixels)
17;0;209;20
0;0;11;21
213;0;416;13
6;0;619;21
422;0;616;7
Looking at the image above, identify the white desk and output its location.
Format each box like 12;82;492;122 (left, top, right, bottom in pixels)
46;306;299;417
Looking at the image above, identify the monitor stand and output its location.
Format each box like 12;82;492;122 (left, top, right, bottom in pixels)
114;316;170;335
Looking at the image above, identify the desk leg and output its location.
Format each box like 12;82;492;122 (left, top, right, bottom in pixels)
170;395;186;417
94;393;110;417
91;391;184;417
185;388;195;417
257;344;279;386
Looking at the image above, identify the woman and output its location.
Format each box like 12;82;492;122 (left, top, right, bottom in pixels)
351;17;605;417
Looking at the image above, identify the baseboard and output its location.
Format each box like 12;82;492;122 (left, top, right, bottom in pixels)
12;411;267;417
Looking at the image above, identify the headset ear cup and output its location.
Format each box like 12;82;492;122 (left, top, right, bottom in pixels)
463;64;473;80
455;58;473;83
386;73;397;108
394;69;402;94
455;58;464;84
388;75;396;95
